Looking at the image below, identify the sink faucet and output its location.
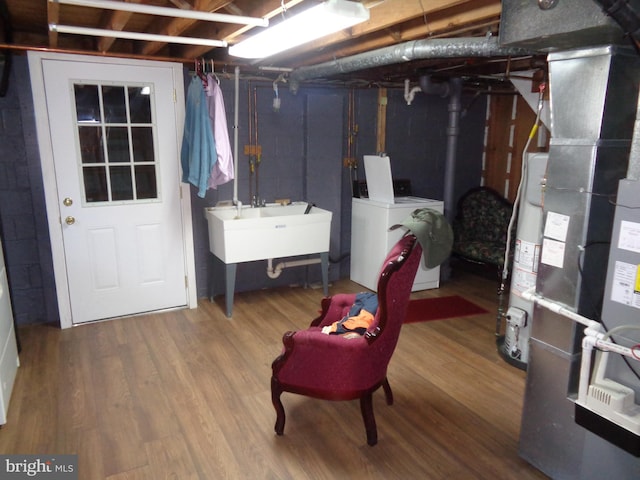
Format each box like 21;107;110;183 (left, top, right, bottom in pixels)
252;195;266;207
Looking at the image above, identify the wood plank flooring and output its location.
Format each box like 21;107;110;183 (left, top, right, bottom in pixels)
0;268;548;479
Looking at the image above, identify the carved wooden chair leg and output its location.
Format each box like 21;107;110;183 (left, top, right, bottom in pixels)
271;377;286;435
360;391;378;446
382;378;393;405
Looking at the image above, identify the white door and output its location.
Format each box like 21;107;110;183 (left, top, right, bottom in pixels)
29;52;197;327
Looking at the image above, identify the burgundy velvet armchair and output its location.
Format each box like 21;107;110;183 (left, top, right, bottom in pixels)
271;234;422;446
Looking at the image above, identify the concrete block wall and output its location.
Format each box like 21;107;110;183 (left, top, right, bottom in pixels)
0;54;486;325
0;55;58;325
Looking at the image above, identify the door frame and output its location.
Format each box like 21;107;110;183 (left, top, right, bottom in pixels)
28;51;197;329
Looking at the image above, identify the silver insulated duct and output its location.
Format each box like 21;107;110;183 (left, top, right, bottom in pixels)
288;37;530;91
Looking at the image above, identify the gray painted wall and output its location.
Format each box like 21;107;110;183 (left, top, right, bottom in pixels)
0;55;487;326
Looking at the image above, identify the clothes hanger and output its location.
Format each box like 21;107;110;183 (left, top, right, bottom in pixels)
195;58;208;87
210;59;220;85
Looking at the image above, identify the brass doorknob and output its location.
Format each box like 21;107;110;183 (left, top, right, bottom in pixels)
65;216;75;225
63;197;73;207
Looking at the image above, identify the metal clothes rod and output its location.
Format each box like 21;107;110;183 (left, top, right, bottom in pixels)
50;0;269;27
49;24;227;47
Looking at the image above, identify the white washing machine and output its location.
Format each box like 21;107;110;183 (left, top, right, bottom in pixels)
350;196;444;291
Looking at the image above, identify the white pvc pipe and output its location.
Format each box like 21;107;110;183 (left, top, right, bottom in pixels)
403;79;422;105
578;335;596;404
267;258;321;279
520;288;598;328
578;330;639;404
50;24;227;47
233;66;239;204
52;0;269;26
524;288;639;405
526;291;640;415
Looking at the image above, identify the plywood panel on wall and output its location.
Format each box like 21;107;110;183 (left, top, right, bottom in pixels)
483;93;548;202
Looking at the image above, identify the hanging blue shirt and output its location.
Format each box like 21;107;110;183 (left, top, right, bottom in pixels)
181;76;217;198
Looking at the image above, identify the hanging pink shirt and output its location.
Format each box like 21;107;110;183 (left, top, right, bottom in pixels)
205;75;234;189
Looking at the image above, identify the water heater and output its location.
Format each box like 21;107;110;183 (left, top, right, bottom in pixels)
500;152;548;369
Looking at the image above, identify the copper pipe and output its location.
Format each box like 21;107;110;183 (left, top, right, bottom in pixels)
0;43;254;70
0;42;193;64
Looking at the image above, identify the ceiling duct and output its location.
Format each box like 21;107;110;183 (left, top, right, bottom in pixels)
288;37;532;90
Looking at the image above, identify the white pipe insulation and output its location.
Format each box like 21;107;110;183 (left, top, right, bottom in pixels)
267;258;322;279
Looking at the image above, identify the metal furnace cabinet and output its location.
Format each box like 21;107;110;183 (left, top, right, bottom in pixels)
350;196;443;291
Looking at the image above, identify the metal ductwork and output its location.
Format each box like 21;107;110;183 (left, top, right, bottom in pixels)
288;37;532;91
518;44;640;479
496;2;640;477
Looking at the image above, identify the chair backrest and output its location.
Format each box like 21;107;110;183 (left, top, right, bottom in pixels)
365;234;422;360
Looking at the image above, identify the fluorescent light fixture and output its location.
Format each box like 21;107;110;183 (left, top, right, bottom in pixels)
51;0;269;27
228;0;369;59
49;24;227;48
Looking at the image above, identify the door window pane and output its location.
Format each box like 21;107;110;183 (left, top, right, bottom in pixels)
105;126;130;163
129;87;152;124
131;127;154;163
135;165;158;199
73;82;159;203
102;85;127;123
74;84;100;123
83;167;108;202
78;126;104;164
110;166;134;201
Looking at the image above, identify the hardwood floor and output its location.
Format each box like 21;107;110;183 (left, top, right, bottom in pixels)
0;268;549;479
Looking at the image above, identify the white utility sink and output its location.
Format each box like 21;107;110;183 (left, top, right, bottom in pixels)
204;202;333;317
205;202;332;264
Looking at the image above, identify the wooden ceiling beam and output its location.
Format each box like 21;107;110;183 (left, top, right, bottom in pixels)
289;0;474;56
97;0;143;53
177;0;305;60
137;0;234;56
274;0;502;69
47;0;59;48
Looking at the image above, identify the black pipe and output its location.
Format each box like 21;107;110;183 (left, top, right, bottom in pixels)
594;0;640;43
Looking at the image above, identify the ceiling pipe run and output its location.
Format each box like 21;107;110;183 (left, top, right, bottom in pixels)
288;37;533;91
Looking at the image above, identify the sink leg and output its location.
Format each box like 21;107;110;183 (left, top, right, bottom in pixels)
225;263;237;318
320;252;329;297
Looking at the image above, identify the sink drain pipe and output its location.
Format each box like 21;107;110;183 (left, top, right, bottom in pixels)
267;257;322;279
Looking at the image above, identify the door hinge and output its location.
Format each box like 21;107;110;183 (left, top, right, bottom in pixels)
173;89;177;103
185;276;188;288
